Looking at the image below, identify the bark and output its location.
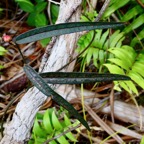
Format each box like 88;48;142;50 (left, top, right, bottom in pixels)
0;0;82;143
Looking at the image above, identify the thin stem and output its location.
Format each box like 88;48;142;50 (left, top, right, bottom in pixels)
136;0;144;8
94;0;111;22
15;43;26;64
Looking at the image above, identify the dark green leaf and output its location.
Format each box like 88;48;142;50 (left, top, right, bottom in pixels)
40;72;131;84
23;65;90;131
14;22;124;44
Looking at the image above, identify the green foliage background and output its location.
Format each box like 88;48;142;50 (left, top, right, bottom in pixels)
77;0;144;95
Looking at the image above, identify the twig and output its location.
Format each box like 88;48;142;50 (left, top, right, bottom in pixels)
47;0;53;24
136;0;144;8
8;13;28;35
94;0;111;22
110;86;115;123
84;103;124;144
47;0;60;5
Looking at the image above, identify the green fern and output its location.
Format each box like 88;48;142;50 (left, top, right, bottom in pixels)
76;10;126;71
76;29;125;71
28;107;79;144
76;2;144;94
102;0;130;18
104;45;144;94
103;0;144;47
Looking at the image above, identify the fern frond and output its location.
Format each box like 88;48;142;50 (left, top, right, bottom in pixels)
121;5;144;21
123;13;144;34
103;0;130;18
102;0;144;48
77;30;125;69
29;108;78;144
104;46;144;94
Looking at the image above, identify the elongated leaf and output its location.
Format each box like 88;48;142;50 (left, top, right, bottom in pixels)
132;62;144;77
121;5;143;21
128;71;144;89
103;0;130;18
108;47;134;68
110;32;125;47
52;110;63;130
64;114;71;126
33;117;46;137
99;29;109;48
103;30;124;48
43;109;53;134
14;22;124;44
108;58;127;70
104;64;125;75
118;81;130;93
55;131;69;144
23;65;90;131
40;72;130;84
123;13;144;33
125;81;138;94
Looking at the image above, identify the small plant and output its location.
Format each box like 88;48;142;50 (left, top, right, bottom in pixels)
15;0;48;27
28;107;78;144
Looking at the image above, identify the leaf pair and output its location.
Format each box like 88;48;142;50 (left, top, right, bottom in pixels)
14;21;129;130
24;64;130;131
24;65;90;130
